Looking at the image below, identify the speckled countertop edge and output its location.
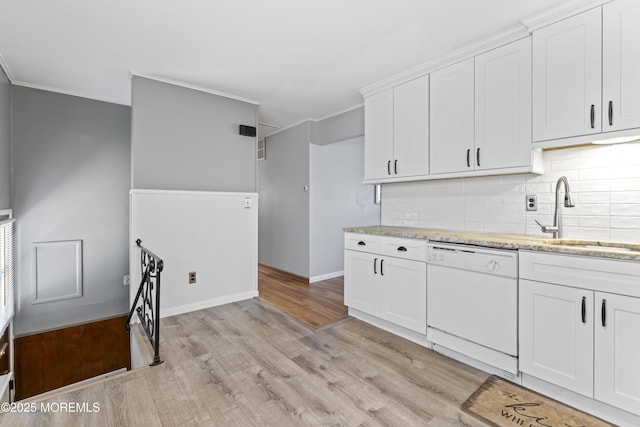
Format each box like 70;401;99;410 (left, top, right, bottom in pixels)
344;225;640;262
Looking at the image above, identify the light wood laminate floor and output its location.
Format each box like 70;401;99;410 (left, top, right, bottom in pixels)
1;299;490;426
258;264;349;329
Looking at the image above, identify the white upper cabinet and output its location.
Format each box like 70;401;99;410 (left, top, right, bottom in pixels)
364;89;394;180
393;76;430;178
430;58;475;174
430;37;534;175
475;37;532;170
603;0;640;132
534;1;640;145
363;76;429;182
532;7;602;142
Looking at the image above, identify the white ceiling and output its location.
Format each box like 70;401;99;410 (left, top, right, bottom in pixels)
0;0;570;137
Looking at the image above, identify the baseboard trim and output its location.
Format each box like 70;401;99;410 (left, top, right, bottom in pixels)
161;291;259;318
310;271;344;283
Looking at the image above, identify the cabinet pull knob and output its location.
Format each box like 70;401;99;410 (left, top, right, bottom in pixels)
387;160;391;175
466;149;471;167
476;147;480;167
590;104;595;129
394;159;398;175
357;241;366;246
581;296;586;323
601;299;607;327
374;258;377;274
397;246;407;252
608;101;613;126
380;259;384;276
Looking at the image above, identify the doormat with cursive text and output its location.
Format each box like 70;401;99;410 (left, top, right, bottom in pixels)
461;376;614;427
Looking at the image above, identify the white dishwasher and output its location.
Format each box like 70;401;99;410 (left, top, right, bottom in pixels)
426;242;518;374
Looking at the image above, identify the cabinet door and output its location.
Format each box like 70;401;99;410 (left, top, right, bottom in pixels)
603;0;640;132
364;89;394;180
344;250;379;316
594;292;640;416
393;75;429;177
532;7;602;142
378;257;426;334
475;37;532;170
430;58;474;174
519;280;594;397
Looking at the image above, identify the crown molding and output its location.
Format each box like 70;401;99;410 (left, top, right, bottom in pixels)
521;0;609;32
11;80;130;106
130;72;260;105
360;24;529;97
315;103;363;122
0;53;14;83
360;0;610;98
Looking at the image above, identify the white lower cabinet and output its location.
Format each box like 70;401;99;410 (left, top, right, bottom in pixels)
519;279;594;397
344;250;379;317
344;233;426;334
594;292;640;414
519;251;640;417
378;257;426;333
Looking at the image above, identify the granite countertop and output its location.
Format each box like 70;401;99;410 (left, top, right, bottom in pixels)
344;225;640;262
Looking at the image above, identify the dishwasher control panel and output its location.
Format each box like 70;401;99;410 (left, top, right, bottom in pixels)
427;242;518;278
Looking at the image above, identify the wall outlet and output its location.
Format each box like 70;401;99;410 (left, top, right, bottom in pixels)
123;275;130;286
526;195;537;211
188;271;197;284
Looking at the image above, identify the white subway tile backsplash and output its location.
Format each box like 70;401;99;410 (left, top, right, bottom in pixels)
578;216;609;228
610;229;640;243
610;216;640;229
611;204;640;216
611;191;640;204
576;192;610;204
380;142;640;242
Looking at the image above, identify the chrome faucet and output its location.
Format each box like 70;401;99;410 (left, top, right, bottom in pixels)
535;176;575;239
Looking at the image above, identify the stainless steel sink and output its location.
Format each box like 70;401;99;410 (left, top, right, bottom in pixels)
543;239;640;253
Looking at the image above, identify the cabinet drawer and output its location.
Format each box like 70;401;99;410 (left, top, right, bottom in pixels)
379;237;427;262
519;251;640;297
345;233;380;253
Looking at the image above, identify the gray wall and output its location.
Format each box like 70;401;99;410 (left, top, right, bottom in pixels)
0;67;10;209
310;136;380;278
311;107;364;146
12;87;131;335
131;76;257;192
258;122;310;277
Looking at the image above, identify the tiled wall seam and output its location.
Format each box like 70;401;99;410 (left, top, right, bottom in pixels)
381;141;640;242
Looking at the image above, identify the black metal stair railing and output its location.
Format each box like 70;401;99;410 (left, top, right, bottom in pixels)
125;239;164;366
